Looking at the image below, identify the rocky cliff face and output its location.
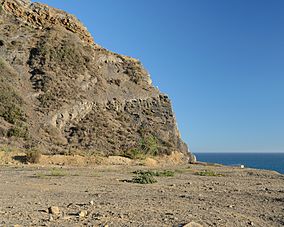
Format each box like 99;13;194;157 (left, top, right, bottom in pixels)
0;0;192;160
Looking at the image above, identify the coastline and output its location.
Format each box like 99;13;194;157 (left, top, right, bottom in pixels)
195;152;284;174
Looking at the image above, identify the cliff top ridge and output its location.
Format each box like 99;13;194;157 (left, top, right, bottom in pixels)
1;0;94;44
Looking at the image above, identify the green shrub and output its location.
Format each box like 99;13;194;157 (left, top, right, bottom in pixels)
2;105;24;124
127;169;174;184
0;88;25;125
130;174;157;184
7;123;29;139
122;134;160;159
195;170;223;177
155;170;175;177
122;148;146;160
133;170;175;177
140;134;159;155
26;150;41;164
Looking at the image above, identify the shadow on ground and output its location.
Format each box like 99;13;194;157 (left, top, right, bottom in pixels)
13;155;27;163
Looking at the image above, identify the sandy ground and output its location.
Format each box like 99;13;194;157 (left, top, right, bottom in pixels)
0;153;284;227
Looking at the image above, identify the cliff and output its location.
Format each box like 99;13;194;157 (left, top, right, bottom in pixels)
0;0;192;161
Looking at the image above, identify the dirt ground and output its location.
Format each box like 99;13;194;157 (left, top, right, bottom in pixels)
0;152;284;227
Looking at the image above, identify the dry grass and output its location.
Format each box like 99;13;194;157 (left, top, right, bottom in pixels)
25;150;41;164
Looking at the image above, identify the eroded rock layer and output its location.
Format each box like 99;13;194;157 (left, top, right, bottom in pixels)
0;0;191;160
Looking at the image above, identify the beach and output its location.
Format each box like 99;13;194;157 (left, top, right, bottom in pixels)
0;157;283;226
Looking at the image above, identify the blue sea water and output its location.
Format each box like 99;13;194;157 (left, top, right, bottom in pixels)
195;153;284;174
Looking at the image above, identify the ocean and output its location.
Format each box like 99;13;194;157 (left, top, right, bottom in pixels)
195;153;284;174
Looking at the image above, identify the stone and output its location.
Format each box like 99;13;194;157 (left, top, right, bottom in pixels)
78;210;88;218
48;206;60;215
17;0;31;6
49;214;53;221
183;222;203;227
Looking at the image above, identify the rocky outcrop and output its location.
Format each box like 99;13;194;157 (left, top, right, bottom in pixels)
1;0;94;44
0;0;192;160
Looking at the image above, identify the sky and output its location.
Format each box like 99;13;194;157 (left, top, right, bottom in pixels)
32;0;284;153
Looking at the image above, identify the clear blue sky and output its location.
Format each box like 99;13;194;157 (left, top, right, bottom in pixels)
33;0;284;153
